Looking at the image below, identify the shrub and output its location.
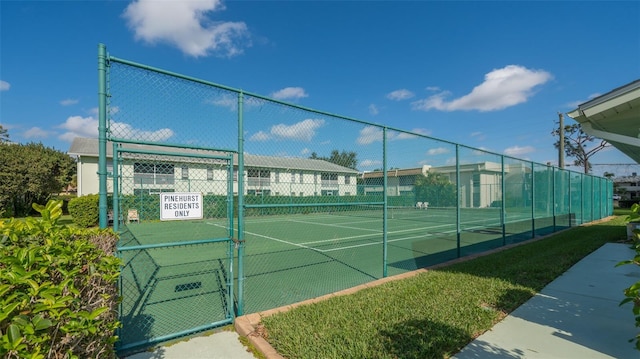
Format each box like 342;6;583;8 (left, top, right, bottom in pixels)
617;202;640;351
0;200;121;358
68;194;99;228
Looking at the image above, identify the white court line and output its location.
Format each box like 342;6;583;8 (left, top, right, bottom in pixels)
318;222;503;252
208;222;318;251
207;220;504;253
299;222;455;245
287;218;382;233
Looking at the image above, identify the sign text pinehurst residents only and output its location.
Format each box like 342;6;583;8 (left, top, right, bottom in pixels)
160;192;203;221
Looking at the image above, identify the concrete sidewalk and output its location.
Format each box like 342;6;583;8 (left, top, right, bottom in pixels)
124;330;256;359
453;242;639;359
125;242;639;359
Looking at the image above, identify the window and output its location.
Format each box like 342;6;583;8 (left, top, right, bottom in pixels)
134;162;175;185
291;172;295;183
345;175;351;185
181;166;189;180
299;192;304;196
321;173;338;181
321;173;338;187
275;171;280;183
248;169;271;187
207;167;214;181
314;172;318;184
299;172;304;183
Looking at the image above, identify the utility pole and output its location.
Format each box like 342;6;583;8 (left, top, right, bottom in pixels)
558;112;565;169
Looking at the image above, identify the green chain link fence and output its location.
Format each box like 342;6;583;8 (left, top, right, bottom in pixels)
97;44;613;354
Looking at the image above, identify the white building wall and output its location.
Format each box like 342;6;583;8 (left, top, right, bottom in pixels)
78;155;357;198
77;156;113;196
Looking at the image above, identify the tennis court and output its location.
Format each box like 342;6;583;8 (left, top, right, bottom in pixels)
118;205;542;324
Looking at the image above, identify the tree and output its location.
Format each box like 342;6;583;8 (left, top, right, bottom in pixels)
414;172;456;207
0;142;76;217
552;123;609;174
0;124;9;143
309;150;358;170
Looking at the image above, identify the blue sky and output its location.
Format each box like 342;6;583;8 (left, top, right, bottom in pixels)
1;0;639;176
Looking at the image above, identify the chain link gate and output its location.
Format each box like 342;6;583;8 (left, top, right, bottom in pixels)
113;145;236;354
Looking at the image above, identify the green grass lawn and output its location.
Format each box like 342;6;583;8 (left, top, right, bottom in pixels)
260;215;630;359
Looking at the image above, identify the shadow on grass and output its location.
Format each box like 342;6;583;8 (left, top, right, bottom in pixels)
379;318;470;359
434;223;627;291
379;288;532;358
378;317;525;359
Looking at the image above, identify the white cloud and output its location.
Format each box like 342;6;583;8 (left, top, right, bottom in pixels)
503;145;535;157
250;119;325;142
386;89;414;101
123;0;250;58
565;93;601;109
360;159;382;168
427;147;450;155
0;80;10;91
394;128;431;140
60;99;79;106
58;116;99;142
470;131;486;141
271;87;308;100
57;115;174;142
210;95;237;110
111;122;174;142
472;149;490;156
208;94;237;110
249;131;270;142
412;65;552;112
359;127;432;144
271;119;324;141
24;127;50;139
473;146;494;155
368;104;379;115
300;148;311;155
357;126;383;145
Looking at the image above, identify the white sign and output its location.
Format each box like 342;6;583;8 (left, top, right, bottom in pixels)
160;192;203;221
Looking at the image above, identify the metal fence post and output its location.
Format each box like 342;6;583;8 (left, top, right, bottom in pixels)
382;127;388;278
237;91;245;315
113;142;119;232
455;144;460;257
98;44;108;228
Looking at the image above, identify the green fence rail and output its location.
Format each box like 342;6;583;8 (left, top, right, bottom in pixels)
97;43;613;354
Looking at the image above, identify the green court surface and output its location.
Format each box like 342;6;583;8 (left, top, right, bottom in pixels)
116;207;569;347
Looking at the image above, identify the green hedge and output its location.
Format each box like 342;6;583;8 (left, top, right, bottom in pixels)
68;194;99;227
0;200;121;358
